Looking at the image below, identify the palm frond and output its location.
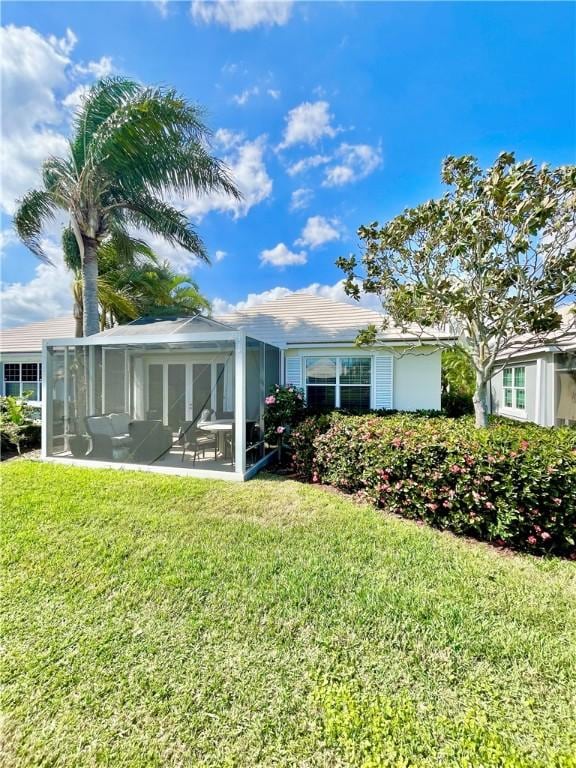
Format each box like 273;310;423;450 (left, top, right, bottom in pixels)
62;226;82;273
13;190;58;262
70;77;141;170
123;195;208;261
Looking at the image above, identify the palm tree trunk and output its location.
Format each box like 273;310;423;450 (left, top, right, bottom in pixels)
73;299;83;338
82;237;100;337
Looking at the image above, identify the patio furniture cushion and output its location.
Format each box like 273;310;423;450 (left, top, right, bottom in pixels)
129;420;173;463
86;416;114;436
108;412;130;437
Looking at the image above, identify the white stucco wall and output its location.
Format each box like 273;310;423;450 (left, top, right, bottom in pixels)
285;345;442;411
393;349;442;411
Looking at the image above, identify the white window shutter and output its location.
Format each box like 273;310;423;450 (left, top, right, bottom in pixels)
285;356;302;388
373;354;393;409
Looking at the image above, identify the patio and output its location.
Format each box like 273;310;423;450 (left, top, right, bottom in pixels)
42;316;281;480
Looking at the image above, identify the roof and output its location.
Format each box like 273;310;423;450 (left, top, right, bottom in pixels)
215;293;452;346
0;316;76;354
1;294;454;352
494;304;576;360
93;314;235;339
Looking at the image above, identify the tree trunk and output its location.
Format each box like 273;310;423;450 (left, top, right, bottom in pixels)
82;238;99;337
473;373;489;428
73;300;83;338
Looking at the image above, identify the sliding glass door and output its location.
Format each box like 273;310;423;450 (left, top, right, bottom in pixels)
146;360;216;430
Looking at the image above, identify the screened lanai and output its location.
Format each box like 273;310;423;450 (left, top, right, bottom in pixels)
42;316;282;480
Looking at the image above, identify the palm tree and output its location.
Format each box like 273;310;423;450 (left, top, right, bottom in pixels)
62;227;210;333
14;77;240;336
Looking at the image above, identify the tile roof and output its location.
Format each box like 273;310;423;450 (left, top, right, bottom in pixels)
0;317;76;354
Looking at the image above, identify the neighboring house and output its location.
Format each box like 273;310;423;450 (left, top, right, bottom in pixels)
4;294;452;479
489;307;576;427
0;317;76;408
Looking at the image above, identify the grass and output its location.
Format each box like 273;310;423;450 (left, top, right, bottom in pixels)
2;460;575;767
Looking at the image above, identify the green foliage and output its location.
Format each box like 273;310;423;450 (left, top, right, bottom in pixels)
314;683;576;767
263;384;306;444
292;413;576;556
14;76;240;335
339;152;576;427
442;348;475;416
0;396;40;454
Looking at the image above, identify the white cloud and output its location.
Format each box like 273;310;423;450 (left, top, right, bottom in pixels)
212;279;383;314
215;249;227;262
287;153;330;176
289;187;313;211
232;85;259;105
190;1;293;30
267;88;281;100
153;0;170;17
214;128;245;150
0;25;116;215
279;101;337;149
0;237;73;327
323;143;382;187
295;215;341;249
259;242;307;268
48;28;78;56
185;135;272;220
0;25;73;214
74;56;114;79
62;84;90;112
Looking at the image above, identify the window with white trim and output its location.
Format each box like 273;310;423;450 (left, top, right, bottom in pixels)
3;362;42;401
502;365;525;410
305;356;371;410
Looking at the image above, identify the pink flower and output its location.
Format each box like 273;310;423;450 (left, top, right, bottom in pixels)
265;395;276;405
276;426;285;434
520;440;529;451
450;464;462;474
540;531;552;542
391;437;403;448
485;501;495;510
288;387;294;393
553;498;562;506
527;535;537;545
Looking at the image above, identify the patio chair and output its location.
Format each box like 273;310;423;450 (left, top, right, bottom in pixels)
129;420;173;463
85;414;132;460
178;420;217;464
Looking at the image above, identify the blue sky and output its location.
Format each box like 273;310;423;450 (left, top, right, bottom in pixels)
1;1;575;326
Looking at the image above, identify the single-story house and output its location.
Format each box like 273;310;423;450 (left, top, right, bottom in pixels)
0;317;76;408
4;294;453;479
489;307;576;427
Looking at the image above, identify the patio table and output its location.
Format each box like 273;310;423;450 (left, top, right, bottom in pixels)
197;420;234;458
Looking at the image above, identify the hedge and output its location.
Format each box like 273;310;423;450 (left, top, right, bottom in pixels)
291;413;576;557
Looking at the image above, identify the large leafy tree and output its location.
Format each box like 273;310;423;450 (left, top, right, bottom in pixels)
338;153;576;427
62;227;210;334
14;77;239;336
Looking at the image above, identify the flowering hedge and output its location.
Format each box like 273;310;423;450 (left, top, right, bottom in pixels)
263;384;306;444
291;413;576;557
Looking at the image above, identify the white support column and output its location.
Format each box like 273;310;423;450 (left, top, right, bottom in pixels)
41;344;51;458
234;334;246;477
63;347;69;450
88;346;95;415
535;357;543;425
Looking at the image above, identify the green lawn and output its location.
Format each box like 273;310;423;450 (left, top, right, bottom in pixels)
2;461;575;767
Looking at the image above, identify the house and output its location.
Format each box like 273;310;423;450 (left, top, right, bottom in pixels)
489;306;576;427
7;294;452;480
0;317;76;409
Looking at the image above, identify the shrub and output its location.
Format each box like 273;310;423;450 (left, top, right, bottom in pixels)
263;384;306;443
292;413;576;557
0;396;41;455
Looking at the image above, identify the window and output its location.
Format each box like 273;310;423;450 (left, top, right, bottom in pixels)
503;366;525;410
305;356;371;410
3;362;42;401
